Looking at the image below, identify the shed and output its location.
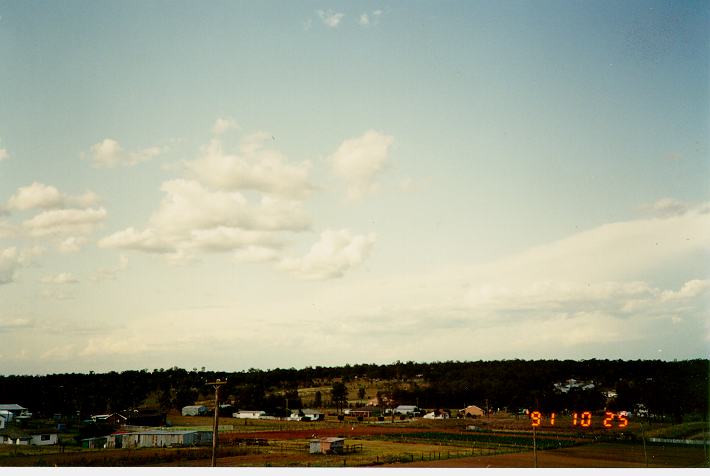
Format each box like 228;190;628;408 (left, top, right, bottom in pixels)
309;437;345;454
181;405;209;416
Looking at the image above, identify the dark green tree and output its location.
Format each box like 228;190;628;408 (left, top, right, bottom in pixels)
331;382;348;413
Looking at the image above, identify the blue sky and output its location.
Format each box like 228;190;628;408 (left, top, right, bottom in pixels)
0;0;708;374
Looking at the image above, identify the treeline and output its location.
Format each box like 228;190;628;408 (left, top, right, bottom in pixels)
0;359;706;422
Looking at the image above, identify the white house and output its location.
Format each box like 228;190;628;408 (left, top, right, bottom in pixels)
233;410;266;419
0;430;58;446
394;405;420;416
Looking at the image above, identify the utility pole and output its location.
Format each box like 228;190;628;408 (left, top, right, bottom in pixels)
207;379;227;467
532;424;538;468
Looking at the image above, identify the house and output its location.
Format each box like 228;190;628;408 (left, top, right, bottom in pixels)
0;404;29;421
423;409;450;419
0;414;7;430
91;413;127;426
301;409;324;421
0;429;58;446
394;405;420;416
309;437;345;454
182;405;209;417
105;430;213;449
233;410;266;419
460;405;484;418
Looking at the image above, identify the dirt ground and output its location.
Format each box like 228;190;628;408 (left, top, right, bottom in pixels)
395;442;709;468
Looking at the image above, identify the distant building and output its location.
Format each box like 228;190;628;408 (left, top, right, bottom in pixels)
0;429;58;446
233;410;266;419
105;430;213;449
423;409;450;419
309;437;345;454
0;404;29;421
182;405;209;417
394;405;420;416
460;405;484;418
301;409;324;421
91;413;128;426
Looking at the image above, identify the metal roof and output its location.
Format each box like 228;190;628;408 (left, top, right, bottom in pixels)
0;404;27;411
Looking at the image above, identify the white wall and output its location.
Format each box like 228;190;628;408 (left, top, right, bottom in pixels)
30;434;58;446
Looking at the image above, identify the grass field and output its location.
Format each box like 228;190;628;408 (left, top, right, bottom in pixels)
1;413;707;468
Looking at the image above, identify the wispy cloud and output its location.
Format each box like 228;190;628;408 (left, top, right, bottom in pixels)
316;9;345;28
84;138;164;168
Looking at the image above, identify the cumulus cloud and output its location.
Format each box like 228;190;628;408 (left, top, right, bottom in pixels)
99;179;307;259
86;138;163;168
23;207;106;237
186;138;314;199
212;117;239;135
98;227;173;254
316;9;345;28
7;182;99;211
280;229;376;279
330;130;394;199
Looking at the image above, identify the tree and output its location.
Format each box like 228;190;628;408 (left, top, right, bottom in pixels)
313;391;322;408
331;382;348;413
358;386;366;402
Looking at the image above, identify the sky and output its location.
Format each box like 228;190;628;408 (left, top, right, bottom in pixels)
0;0;708;375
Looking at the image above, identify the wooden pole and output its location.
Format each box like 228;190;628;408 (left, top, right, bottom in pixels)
207;379;226;467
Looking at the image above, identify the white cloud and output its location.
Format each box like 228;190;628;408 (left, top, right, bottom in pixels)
58;236;89;253
316;9;345;28
661;279;710;301
99;179;307;258
0;248;23;285
151;179;310;234
86;138;163;168
0;246;44;285
98;227;173;253
186;138;314;199
330;130;394;199
23;207;106;237
6;182;100;211
212;117;240;135
648;197;691;218
280;229;376;279
359;10;382;26
41;272;78;285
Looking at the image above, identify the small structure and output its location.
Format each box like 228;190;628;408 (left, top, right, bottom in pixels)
423;409;450;419
181;405;209;417
309;437;345;454
301;409;324;421
233;410;266;419
91;413;128;426
106;430;212;449
82;436;108;449
394;405;420;416
460;405;484;418
0;429;58;446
